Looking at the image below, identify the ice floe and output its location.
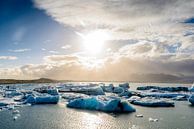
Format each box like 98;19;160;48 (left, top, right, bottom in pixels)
149;117;159;122
130;97;175;107
137;86;189;92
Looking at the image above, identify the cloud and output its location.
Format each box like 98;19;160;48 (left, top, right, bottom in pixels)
61;44;71;49
1;0;194;82
0;53;194;82
9;48;31;53
33;0;194;60
49;50;59;54
34;0;194;36
0;56;18;60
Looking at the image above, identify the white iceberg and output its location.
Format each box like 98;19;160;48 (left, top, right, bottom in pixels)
141;92;189;100
130;97;175;107
149;117;159;122
61;93;88;101
59;86;105;95
67;96;136;113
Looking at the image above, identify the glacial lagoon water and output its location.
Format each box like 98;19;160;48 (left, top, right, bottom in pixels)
0;83;194;129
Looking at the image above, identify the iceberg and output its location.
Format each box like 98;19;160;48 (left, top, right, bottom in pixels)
59;86;105;95
0;102;8;106
149;117;159;122
34;87;59;95
137;86;189;92
113;87;124;94
188;94;194;105
4;90;23;98
119;90;133;97
140;92;189;100
61;93;88;101
25;94;59;104
130;97;175;107
119;83;130;90
101;84;114;92
189;84;194;92
67;96;136;113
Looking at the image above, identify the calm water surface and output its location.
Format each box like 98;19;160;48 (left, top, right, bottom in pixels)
0;83;193;129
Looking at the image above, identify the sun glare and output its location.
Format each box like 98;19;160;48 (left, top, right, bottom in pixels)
81;30;110;54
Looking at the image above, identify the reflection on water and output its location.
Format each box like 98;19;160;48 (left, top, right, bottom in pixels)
80;112;103;129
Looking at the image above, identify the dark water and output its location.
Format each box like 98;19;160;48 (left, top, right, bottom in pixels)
0;83;193;129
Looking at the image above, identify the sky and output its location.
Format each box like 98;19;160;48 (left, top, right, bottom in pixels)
0;0;194;82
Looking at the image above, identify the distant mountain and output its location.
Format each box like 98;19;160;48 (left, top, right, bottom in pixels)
0;78;59;84
0;74;193;84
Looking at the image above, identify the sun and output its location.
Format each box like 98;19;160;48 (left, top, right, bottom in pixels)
81;30;110;54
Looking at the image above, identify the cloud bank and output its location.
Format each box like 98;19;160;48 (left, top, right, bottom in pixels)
1;0;194;82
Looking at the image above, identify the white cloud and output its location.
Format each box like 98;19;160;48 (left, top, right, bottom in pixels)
61;44;71;49
0;56;18;60
41;48;46;51
9;48;31;53
49;50;59;54
1;0;194;81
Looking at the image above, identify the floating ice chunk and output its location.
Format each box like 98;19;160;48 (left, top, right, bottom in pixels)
101;84;114;92
137;86;189;92
189;85;194;92
0;102;8;106
128;96;141;102
60;86;105;95
0;98;16;106
135;114;143;118
149;117;158;122
12;110;20;114
141;92;189;100
130;97;175;107
4;90;23;98
61;93;88;101
113;87;124;94
13;116;18;121
74;86;105;95
25;94;59;104
188;94;194;105
67;96;136;113
119;90;132;97
34;87;59;95
119;83;130;89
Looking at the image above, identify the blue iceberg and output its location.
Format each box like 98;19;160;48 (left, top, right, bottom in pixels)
189;95;194;105
67;96;136;113
25;93;59;104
